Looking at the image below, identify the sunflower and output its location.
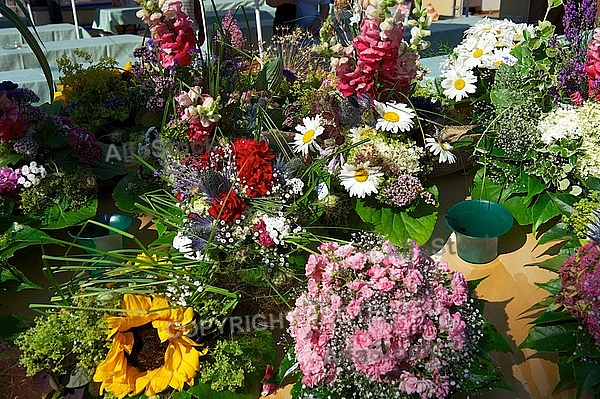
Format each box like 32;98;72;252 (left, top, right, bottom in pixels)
93;294;204;399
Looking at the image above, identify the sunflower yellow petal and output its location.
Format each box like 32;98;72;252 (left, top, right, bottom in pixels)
146;367;172;396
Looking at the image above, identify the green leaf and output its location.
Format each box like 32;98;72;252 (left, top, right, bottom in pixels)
355;197;438;245
534;278;562;296
0;153;23;167
526;255;568;272
0;224;56;260
254;57;283;93
554;355;576;393
547;0;562;10
276;350;299;385
531;193;560;233
536;222;574;247
573;360;600;398
42;197;98;230
583;176;600;191
1;263;42;291
460;350;511;392
112;175;139;213
0;314;29;341
481;320;513;353
519;323;578;352
502;196;533;225
548;192;578;217
524;175;546;204
533;310;574;325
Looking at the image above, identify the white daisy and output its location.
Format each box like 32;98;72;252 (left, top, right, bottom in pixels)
293;114;324;155
425;137;457;164
373;101;416;133
338;162;384;198
441;67;477;101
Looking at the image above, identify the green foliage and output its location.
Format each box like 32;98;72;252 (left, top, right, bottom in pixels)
355;186;439;246
16;297;114;378
56;50;134;134
18;171;98;229
199;330;275;393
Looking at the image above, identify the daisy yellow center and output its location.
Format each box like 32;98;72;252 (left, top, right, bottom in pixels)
303;129;316;144
454;78;466;90
125;323;169;372
439;141;448;150
473;48;484;58
383;111;400;122
354;168;369;182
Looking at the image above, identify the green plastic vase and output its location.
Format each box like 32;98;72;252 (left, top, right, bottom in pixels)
445;200;514;264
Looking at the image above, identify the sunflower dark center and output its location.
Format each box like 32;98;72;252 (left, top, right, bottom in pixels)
125;323;169;372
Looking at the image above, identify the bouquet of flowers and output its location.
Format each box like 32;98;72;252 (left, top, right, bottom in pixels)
468;0;600;233
284;238;509;398
521;193;600;398
0;81;100;231
438;18;532;102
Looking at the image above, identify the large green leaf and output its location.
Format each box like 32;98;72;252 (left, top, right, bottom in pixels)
1;263;42;291
355;197;438;246
481;320;513;353
524;175;547;204
526;255;568;273
536;222;574;247
0;223;56;259
460;350;511;392
554;355;576;393
519;323;578;352
42;197;98;230
534;278;562;296
502;195;533;226
254;57;283;94
573;360;600;398
531;193;560;233
533;310;574;326
0;3;53;102
548;192;578;217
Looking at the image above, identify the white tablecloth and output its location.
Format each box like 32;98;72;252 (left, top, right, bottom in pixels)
92;1;273;35
0;23;92;47
0;34;144;72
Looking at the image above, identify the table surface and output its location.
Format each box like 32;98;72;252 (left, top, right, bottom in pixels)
0;33;144;72
0;23;92;47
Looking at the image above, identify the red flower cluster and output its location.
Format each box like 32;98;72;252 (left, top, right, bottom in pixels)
208;190;246;222
0;92;27;143
232;138;275;198
585;29;600;101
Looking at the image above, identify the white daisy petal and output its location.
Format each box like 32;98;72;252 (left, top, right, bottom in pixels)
373;101;416;133
338;162;384;198
292;114;325;155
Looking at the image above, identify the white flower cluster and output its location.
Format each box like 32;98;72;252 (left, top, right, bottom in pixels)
17;161;46;189
440;18;533;101
576;101;600;179
261;216;291;245
537;105;583;144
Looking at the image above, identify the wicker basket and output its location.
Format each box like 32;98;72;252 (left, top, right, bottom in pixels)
427;125;478;178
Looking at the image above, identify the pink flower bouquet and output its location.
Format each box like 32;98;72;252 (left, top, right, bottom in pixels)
286;239;507;398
